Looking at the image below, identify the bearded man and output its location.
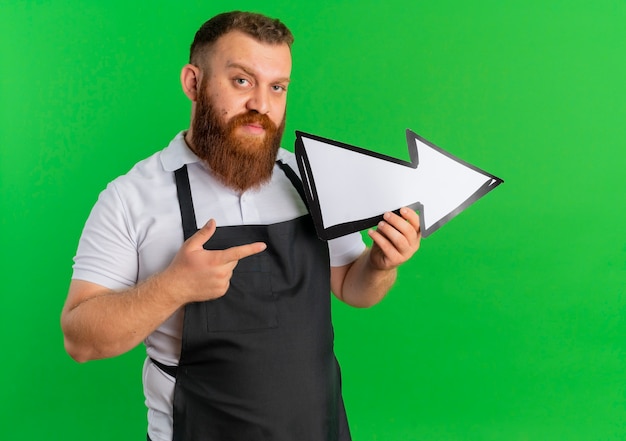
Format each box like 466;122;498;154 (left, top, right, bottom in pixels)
62;11;421;441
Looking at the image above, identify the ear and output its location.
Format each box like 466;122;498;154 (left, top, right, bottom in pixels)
181;64;201;101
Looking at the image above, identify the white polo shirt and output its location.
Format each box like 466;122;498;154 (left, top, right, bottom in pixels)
71;131;366;441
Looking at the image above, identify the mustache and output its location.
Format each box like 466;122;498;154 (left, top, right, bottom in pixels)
228;111;276;131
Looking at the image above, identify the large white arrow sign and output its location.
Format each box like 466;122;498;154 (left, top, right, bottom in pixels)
294;129;503;240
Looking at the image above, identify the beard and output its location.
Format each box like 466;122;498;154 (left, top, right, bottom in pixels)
190;79;286;193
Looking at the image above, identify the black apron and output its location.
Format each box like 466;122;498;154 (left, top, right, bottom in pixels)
156;162;351;441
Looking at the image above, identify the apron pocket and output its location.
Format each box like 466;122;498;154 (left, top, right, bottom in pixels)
204;253;277;332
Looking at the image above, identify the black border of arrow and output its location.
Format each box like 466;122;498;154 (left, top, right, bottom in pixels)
295;129;503;240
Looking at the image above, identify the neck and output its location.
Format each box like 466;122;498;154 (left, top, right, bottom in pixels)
183;129;199;156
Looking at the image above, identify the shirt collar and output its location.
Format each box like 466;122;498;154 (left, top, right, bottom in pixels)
160;131;202;172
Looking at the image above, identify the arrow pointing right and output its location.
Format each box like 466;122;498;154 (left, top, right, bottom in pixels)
295;129;503;240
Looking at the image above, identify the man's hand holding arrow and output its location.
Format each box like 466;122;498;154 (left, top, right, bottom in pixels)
368;207;421;271
298;128;502;307
330;207;421;308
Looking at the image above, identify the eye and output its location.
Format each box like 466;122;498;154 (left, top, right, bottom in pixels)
234;77;251;88
272;84;287;93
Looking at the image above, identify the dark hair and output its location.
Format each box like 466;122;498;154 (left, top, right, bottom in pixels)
190;11;294;66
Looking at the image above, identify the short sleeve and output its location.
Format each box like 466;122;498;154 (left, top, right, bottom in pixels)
71;182;139;290
328;231;366;267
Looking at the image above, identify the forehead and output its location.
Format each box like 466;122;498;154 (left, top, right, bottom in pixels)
206;31;292;78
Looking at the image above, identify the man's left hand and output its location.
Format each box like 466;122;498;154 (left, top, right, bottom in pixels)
367;207;421;271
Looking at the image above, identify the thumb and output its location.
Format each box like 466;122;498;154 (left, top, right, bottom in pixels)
186;219;216;249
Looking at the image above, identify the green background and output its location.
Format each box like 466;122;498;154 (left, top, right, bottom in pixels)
2;0;625;440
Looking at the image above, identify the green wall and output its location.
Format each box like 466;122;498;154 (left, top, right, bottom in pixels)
2;1;625;439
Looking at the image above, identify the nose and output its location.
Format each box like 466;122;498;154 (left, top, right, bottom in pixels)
246;87;270;115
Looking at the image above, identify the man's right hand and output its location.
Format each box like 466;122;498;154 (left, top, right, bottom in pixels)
61;219;266;362
164;219;267;303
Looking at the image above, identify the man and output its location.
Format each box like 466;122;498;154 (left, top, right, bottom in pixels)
61;11;421;441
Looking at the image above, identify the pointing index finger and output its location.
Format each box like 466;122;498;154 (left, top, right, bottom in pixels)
219;242;267;264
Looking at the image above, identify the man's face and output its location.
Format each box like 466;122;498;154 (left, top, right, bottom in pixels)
190;31;292;192
201;30;291;135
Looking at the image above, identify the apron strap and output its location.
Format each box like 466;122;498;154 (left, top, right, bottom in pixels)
276;159;309;209
150;357;177;378
174;165;198;241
